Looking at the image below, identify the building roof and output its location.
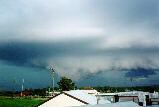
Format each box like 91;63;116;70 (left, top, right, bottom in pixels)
64;90;97;105
81;101;139;107
38;90;97;107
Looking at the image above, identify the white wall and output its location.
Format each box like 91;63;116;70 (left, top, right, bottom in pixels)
39;93;86;107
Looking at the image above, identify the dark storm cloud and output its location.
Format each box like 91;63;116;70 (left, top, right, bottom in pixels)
0;38;99;67
1;39;159;85
125;68;156;78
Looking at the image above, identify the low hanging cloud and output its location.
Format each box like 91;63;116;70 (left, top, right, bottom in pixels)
0;40;159;81
47;55;159;80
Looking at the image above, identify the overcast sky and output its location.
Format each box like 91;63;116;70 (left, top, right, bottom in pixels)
0;0;159;90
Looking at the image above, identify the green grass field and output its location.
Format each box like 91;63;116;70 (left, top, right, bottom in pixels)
0;97;46;107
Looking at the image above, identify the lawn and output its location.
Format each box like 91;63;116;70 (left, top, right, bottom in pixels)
0;96;46;107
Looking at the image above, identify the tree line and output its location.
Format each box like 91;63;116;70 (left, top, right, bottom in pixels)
0;76;159;96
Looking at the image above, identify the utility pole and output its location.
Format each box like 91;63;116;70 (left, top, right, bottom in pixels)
21;78;24;97
50;67;55;96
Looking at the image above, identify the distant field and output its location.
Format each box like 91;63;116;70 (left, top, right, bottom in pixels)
0;96;46;107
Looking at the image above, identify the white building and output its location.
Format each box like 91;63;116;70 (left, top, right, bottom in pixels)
38;90;97;107
81;101;139;107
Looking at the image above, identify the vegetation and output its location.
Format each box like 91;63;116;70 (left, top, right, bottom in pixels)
0;96;44;107
93;86;159;93
57;76;76;91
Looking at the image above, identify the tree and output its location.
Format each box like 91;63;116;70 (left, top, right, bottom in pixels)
57;77;76;91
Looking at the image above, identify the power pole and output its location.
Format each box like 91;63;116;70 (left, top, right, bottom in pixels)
21;78;24;97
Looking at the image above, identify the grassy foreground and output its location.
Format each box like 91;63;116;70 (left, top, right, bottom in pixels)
0;96;46;107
